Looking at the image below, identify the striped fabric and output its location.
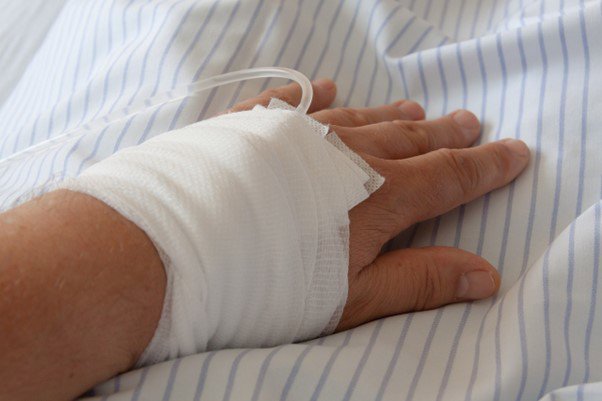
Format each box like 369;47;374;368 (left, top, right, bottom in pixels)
0;0;600;400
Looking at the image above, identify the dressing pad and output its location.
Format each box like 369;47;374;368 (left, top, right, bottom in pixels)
60;103;383;365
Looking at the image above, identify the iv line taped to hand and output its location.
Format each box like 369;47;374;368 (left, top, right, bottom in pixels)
0;67;314;167
57;74;384;365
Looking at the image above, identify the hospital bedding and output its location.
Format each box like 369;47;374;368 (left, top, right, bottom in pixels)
0;0;600;400
0;0;67;105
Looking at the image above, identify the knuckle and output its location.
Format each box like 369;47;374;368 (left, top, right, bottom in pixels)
374;122;405;155
410;258;445;310
439;148;483;196
394;121;432;154
489;144;514;180
337;107;368;126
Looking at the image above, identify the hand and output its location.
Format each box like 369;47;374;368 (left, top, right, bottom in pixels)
229;79;529;331
0;78;529;401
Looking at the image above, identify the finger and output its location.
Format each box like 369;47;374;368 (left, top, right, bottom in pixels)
337;247;500;331
226;78;337;114
334;109;481;159
312;100;424;127
390;139;530;228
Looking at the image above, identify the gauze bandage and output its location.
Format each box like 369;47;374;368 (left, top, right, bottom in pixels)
60;102;383;366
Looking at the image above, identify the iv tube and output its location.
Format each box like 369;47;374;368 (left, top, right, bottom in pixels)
182;67;313;114
0;67;313;167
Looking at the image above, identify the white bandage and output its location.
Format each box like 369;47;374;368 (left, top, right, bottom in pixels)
60;103;383;366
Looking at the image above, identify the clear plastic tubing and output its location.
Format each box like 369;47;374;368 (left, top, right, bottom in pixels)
178;66;313;114
0;67;313;166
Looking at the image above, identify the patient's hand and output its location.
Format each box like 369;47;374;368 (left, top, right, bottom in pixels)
0;79;528;401
228;79;529;331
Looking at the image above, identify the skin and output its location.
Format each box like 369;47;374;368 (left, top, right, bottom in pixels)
0;79;529;400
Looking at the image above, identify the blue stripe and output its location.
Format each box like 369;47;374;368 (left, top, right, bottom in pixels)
226;0;286;109
437;0;451;33
556;12;573;388
309;0;345;80
171;0;220;88
259;0;305;92
575;7;590;216
563;223;576;386
406;311;442;401
292;0;327;71
222;350;253;401
169;0;242;129
416;52;429;111
523;21;549;401
130;367;150;401
453;0;468;39
126;1;185;106
433;40;473;398
280;346;314;401
375;315;414;401
382;15;417;103
60;1;103;134
78;0;127;127
111;117;135;153
398;59;410;100
465;37;494;401
344;0;384;106
250;347;283;401
44;4;90;142
309;331;353;401
76;126;111;175
583;200;601;383
150;3;197;97
193;351;217;401
364;6;401;106
405;217;444;400
435;304;472;400
492;32;510;401
486;0;500;31
469;0;483;38
161;359;181;401
408;26;434;55
332;0;362;82
196;0;265;121
137;104;165;144
341;320;384;401
436;45;448;123
102;1;162;117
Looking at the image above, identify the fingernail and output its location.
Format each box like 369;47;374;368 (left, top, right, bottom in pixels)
451;110;480;138
456;270;496;299
501;138;530;158
395;100;424;120
314;78;335;91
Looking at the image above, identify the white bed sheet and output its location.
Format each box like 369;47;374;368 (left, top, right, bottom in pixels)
0;0;67;105
0;1;600;400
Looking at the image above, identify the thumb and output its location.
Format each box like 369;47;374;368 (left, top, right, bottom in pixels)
337;246;500;331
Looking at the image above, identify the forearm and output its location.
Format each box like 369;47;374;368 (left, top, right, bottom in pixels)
0;190;165;401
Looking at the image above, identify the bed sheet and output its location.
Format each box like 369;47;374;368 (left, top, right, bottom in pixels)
0;0;67;105
0;1;600;400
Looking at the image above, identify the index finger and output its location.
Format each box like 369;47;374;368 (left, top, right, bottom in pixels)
393;139;530;227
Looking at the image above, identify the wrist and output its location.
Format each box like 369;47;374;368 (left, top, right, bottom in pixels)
0;189;166;400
